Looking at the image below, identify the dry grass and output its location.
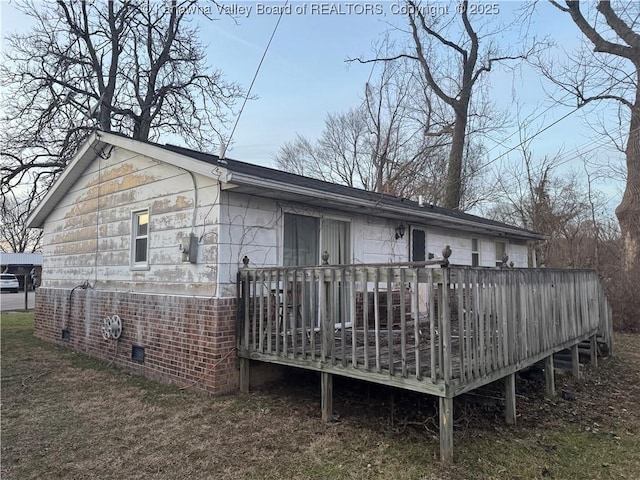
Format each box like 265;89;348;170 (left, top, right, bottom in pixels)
2;312;639;479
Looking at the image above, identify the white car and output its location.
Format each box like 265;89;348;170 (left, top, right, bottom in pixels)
0;274;20;293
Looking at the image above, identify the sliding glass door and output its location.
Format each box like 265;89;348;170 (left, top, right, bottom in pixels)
283;214;351;328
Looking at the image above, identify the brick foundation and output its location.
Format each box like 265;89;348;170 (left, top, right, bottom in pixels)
34;287;240;394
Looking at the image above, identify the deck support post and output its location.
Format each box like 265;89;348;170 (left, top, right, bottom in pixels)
239;357;250;393
439;396;453;463
504;373;516;425
321;372;333;422
571;344;580;378
544;355;555;397
589;335;598;368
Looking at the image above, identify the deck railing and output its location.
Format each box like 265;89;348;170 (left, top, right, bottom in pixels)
237;262;612;394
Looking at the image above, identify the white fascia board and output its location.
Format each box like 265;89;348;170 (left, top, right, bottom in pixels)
97;132;231;182
227;172;546;241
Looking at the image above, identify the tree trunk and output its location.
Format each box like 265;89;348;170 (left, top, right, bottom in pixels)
443;104;468;210
615;80;640;273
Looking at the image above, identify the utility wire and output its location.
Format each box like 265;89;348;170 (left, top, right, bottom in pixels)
458;77;635;190
222;0;289;159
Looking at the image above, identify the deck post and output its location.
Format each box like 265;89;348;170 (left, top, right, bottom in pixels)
571;344;580;378
505;373;517;425
439;396;454;463
544;355;555;397
321;372;333;422
239;358;250;393
589;334;598;368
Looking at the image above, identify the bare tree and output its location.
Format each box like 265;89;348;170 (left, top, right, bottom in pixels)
276;57;458;202
351;0;540;210
1;0;242;227
546;0;640;273
0;188;43;253
490;148;593;267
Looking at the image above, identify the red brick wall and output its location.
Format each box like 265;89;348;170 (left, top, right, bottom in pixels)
34;287;239;394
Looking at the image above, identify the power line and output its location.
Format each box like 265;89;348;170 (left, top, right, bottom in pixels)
460;79;634;190
222;0;289;159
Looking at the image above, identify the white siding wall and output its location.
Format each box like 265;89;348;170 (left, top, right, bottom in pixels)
41;146;220;295
42;147;531;298
424;229;528;268
217;191;530;295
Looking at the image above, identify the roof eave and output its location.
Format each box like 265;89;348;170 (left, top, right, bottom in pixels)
227;172;546;241
27;131;229;229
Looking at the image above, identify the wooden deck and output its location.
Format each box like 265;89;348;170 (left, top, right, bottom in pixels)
236;262;613;462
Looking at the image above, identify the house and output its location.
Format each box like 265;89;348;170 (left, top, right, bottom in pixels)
26;130;545;382
28;131;613;462
0;252;43;290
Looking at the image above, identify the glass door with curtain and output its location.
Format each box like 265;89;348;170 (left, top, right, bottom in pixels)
283;214;319;331
321;219;351;327
284;214;319;268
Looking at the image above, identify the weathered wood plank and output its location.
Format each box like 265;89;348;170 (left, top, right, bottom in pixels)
301;271;307;359
441;270;452;383
258;272;265;353
413;271;421;380
363;272;369;371
321;372;333;422
544;354;555;397
310;271;317;361
351;267;357;368
505;372;516;425
457;271;465;382
239;357;250;393
400;268;407;378
275;269;281;355
590;334;598;367
341;267;347;368
319;275;326;363
571;344;580;378
430;269;437;382
439;396;454;463
387;268;394;377
470;269;480;379
374;268;381;373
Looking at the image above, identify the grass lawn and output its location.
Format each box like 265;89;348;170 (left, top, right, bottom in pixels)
2;312;639;479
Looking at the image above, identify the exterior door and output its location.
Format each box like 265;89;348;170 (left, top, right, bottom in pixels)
411;227;429;315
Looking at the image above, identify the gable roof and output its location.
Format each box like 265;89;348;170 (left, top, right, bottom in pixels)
28;131;545;241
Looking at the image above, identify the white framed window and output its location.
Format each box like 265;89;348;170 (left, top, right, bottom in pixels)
471;237;480;267
495;240;507;267
131;209;149;269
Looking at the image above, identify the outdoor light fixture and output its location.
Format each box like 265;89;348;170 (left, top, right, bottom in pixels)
395;223;406;240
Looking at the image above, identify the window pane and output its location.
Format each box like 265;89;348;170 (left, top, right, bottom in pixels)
135;238;147;263
412;229;426;262
472;252;479;267
137;213;148;236
472;238;478;251
284;214;319;266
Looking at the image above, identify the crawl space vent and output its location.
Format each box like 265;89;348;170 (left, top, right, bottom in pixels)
61;329;70;341
131;345;146;364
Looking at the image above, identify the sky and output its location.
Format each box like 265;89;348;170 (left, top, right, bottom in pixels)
0;0;630;213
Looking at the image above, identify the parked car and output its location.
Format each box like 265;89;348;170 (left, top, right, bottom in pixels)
0;274;20;293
